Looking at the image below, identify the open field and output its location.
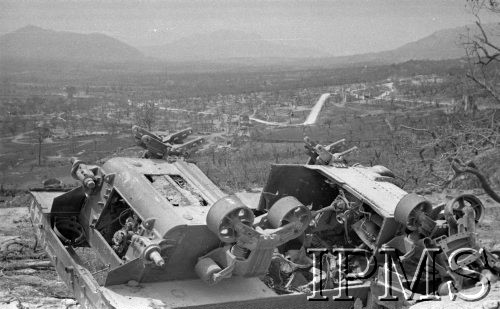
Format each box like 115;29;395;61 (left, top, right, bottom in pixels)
0;132;133;191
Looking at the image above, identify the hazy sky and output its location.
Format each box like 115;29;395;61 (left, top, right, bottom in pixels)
1;0;498;55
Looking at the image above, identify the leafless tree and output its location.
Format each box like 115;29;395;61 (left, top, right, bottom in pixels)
36;125;50;166
464;0;500;103
135;101;158;131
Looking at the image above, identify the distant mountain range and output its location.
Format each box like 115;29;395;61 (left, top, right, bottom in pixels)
338;23;500;65
1;23;500;66
0;25;145;63
141;30;330;61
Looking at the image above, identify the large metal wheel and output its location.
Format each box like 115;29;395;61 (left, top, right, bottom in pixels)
444;194;484;225
54;217;85;246
394;193;432;231
206;195;254;243
267;196;311;230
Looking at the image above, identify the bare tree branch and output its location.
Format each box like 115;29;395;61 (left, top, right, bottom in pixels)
451;158;500;203
466;72;500;103
399;125;437;139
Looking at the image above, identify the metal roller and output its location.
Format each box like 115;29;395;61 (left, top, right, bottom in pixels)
267;196;311;230
195;257;222;285
206;195;255;243
444;194;484;225
394;193;432;231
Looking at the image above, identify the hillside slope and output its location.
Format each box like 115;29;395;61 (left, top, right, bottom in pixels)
0;26;145;63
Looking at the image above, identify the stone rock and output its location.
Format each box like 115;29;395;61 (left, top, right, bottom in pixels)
482;300;500;309
0;301;21;309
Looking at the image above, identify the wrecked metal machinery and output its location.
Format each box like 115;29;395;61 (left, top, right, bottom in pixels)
28;128;365;309
262;137;500;303
28;130;499;308
132;125;205;158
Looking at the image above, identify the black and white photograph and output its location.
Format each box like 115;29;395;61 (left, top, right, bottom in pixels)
1;1;500;308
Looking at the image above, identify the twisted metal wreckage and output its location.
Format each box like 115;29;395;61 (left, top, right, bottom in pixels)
28;125;500;308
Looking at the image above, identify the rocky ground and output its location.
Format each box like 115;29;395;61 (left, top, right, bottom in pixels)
0;206;79;309
0;189;499;309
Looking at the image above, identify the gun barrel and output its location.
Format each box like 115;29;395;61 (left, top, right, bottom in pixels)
339;146;358;156
326;138;346;151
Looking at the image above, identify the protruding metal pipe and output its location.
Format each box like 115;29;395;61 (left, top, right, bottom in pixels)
147;250;165;267
338;146;358;156
326;138;346;151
